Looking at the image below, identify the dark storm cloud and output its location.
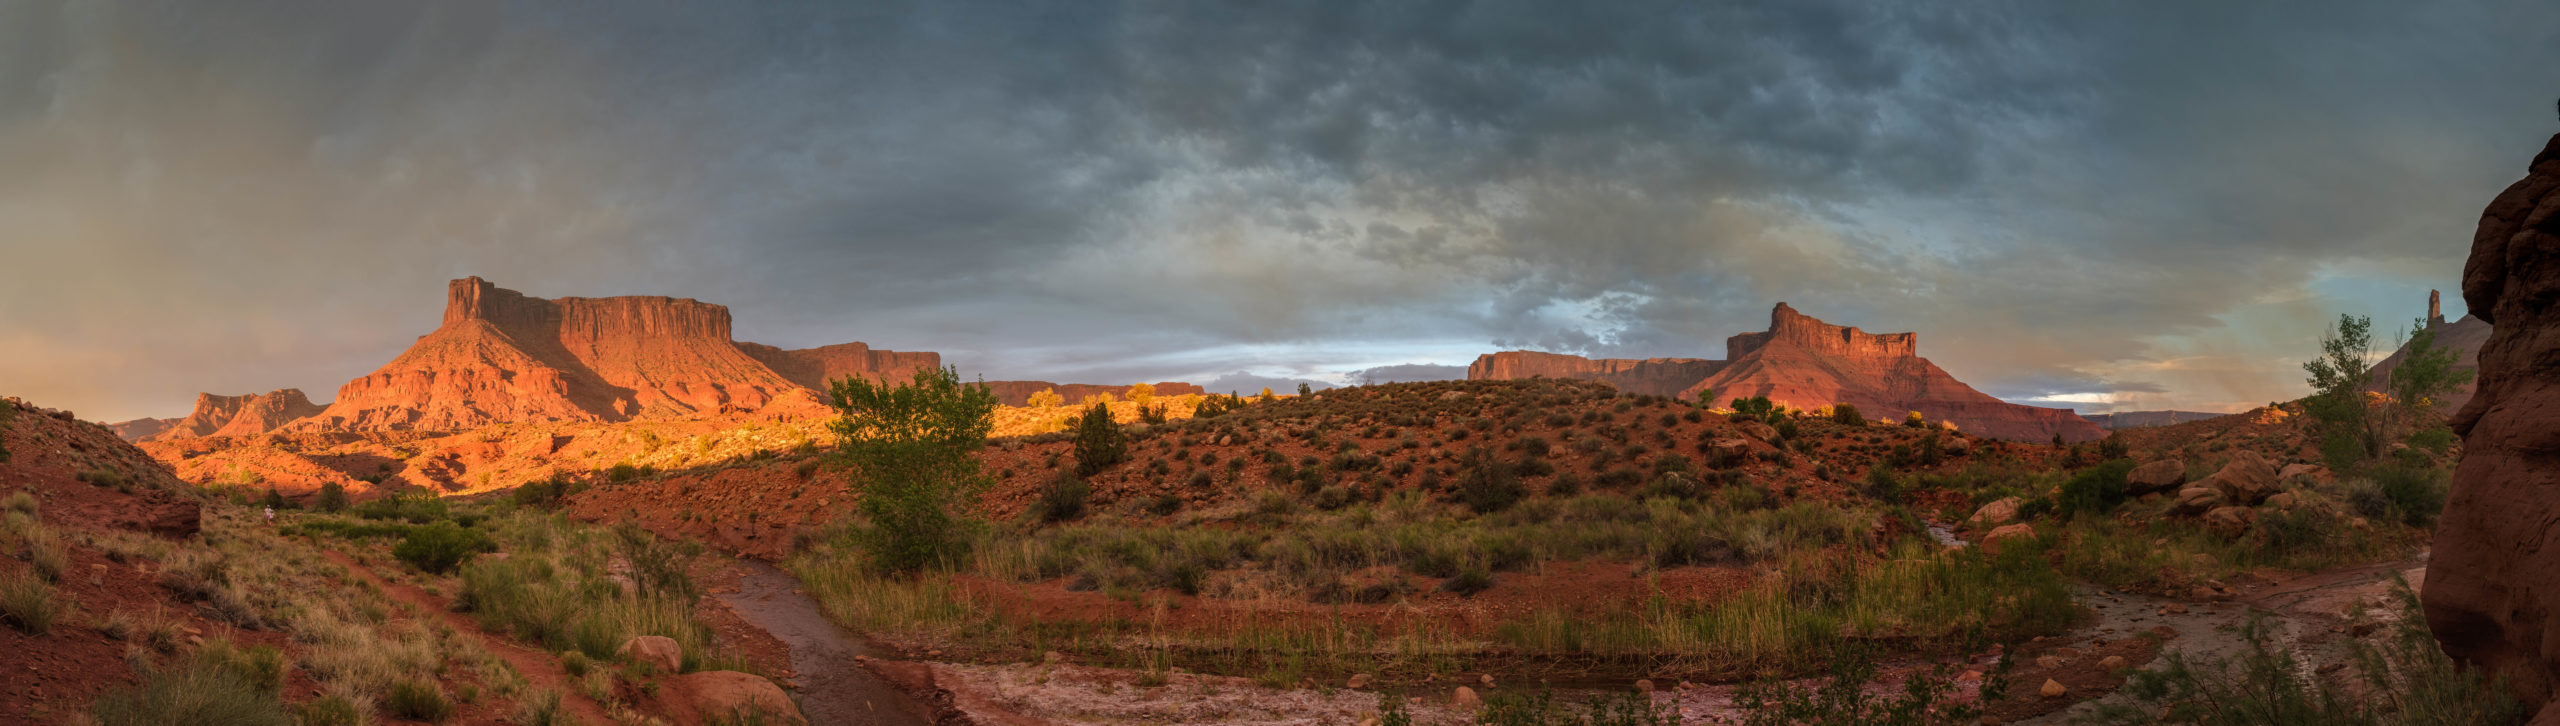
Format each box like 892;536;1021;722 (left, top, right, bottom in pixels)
4;1;2557;421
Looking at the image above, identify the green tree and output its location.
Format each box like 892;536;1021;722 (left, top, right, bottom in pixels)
2385;317;2474;436
826;366;999;574
2303;315;2381;464
1070;402;1127;477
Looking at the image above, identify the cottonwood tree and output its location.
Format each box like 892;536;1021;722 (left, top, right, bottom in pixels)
2303;314;2383;465
2383;317;2474;440
826;366;998;574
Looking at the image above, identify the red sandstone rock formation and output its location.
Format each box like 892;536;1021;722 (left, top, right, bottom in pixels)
1468;303;2106;443
291;277;939;432
1464;352;1725;398
107;417;178;442
984;381;1207;407
738;341;941;391
2426;131;2560;721
140;389;326;441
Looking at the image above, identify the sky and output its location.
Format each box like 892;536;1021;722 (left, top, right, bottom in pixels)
3;1;2557;423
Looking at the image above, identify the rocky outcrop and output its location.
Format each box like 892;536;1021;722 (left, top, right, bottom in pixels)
2084;410;2226;430
737;342;940;391
1463;352;1725;398
141;390;326;441
1466;304;2104;442
2426;131;2560;721
984;381;1206;407
106;417;178;442
289;278;941;432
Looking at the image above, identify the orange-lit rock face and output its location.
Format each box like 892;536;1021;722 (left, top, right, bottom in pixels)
2427;132;2560;719
142;389;324;441
1470;303;2106;443
291;277;936;432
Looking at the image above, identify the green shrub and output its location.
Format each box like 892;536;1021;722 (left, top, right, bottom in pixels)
2057;459;2136;517
1034;474;1090;523
0;570;61;634
2406;426;2456;455
294;691;365;726
75;468;126;488
512;479;580;509
1071;402;1128;477
89;649;292;726
392;521;496;574
609;462;641;482
1455;449;1524;514
1831;404;1865;426
1441;567;1494;597
354;491;450;524
386;679;454;721
313;482;348;512
2372;464;2446;528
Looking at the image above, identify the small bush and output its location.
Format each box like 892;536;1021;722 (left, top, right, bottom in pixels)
1482;689;1675;726
1440;567;1494;597
517;688;569;726
2372;464;2447;528
1;490;34;514
1831;404;1865;426
75;468;127;489
1034;474;1090;523
295;690;366;726
2406;426;2456;455
2057;459;2137;517
1071;403;1128;477
392;521;496;574
314;482;348;512
1455;449;1524;514
386;679;454;721
0;570;62;634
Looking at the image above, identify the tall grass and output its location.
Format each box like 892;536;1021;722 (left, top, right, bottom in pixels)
0;568;63;634
90;646;294;726
456;511;717;670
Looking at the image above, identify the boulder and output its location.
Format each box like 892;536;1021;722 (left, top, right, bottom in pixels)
1452;686;1482;709
1983;523;2037;554
2427;131;2560;718
617;635;682;674
2040;679;2068;698
2126;460;2187;496
1737;420;1779;443
1706;438;1755;461
2201;451;2280;506
2173;486;2225;516
664;671;806;726
1347;673;1371;690
2277;463;2332;485
2265;492;2299;510
1967;497;2023;528
2203;506;2255;537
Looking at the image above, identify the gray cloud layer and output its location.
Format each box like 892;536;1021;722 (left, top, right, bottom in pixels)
3;0;2556;421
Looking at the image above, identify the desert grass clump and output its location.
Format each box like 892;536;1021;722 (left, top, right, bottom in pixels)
89;647;293;726
516;688;570;726
0;569;63;634
385;678;454;721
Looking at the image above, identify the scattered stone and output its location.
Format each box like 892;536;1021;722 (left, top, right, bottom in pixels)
1635;679;1654;693
617;635;683;673
1347;673;1372;690
2173;486;2225;516
1983;523;2036;554
2126;459;2187;495
665;671;808;726
1044;651;1065;664
1957;670;1983;683
2151;625;2179;639
2100;655;2127;670
1479;674;1495;687
1453;686;1482;709
2265;492;2298;510
2035;656;2062;670
2277;463;2331;484
2203;506;2254;536
1967;497;2023;528
2040;679;2068;698
2202;451;2280;506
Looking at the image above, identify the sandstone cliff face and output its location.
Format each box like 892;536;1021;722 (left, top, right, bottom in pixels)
141;389;326;441
1467;303;2106;443
2427;131;2560;720
293;277;936;432
737;341;941;391
985;381;1206;407
107;417;179;442
1464;351;1725;398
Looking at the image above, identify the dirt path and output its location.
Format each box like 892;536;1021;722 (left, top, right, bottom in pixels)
321;550;618;725
715;560;937;726
2023;555;2430;724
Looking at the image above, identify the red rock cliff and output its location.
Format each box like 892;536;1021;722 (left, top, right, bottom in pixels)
1467;303;2105;442
141;389;325;441
2426;131;2560;720
295;277;929;432
738;342;943;391
1465;352;1726;398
